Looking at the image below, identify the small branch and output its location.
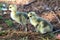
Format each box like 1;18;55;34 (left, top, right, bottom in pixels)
24;0;37;6
52;29;60;33
52;11;60;23
0;30;39;38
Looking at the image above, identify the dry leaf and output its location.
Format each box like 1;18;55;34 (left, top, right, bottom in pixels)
56;34;60;39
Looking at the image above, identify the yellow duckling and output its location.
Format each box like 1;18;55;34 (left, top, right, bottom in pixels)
28;12;53;34
9;4;29;31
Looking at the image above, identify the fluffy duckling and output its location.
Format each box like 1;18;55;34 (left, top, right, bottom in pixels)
9;4;29;31
28;12;53;34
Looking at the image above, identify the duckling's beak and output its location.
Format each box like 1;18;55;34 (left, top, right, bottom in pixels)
7;7;11;12
27;17;29;19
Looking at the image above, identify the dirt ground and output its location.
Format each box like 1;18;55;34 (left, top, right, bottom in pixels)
0;0;60;40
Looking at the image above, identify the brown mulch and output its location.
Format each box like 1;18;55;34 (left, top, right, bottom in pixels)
0;0;60;40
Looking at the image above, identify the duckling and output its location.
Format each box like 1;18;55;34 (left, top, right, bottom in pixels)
9;4;29;31
28;12;53;34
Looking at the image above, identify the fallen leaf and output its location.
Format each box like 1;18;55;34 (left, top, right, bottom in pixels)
56;34;60;39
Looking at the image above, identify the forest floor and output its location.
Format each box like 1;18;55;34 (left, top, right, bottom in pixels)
0;0;60;40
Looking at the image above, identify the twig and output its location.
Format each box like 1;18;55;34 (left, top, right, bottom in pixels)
24;0;37;7
52;29;60;33
52;11;60;23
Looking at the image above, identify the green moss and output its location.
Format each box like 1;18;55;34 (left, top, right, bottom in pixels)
0;31;8;36
0;25;2;27
0;3;3;10
0;16;3;19
5;19;13;27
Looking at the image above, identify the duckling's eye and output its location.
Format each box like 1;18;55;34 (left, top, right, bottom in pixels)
30;16;32;17
9;7;12;8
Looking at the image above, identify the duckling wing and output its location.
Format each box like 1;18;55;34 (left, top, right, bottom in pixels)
16;12;28;25
16;12;28;18
36;17;43;23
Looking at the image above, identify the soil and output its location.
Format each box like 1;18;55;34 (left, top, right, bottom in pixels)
0;0;60;40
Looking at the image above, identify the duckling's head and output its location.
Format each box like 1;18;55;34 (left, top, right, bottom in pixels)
28;12;37;18
9;5;17;12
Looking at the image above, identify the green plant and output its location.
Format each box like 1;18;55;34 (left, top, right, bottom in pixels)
0;30;8;36
0;25;2;27
5;19;13;27
0;3;3;10
0;16;3;19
